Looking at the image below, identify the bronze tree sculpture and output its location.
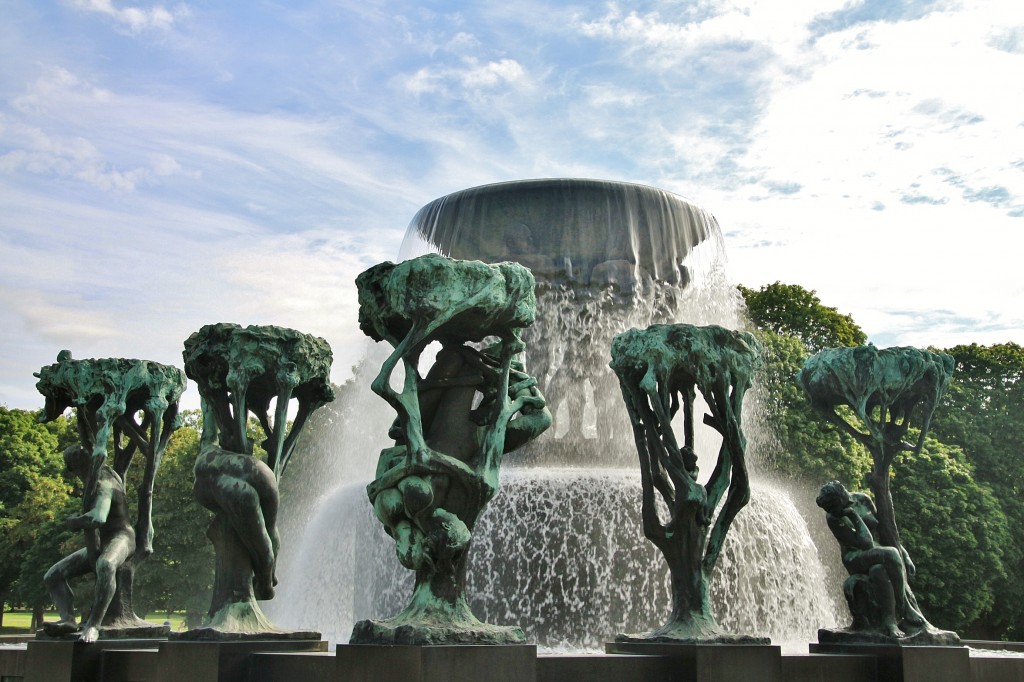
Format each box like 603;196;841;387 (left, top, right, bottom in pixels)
35;351;185;642
352;254;551;645
181;323;334;638
799;344;959;644
609;324;765;643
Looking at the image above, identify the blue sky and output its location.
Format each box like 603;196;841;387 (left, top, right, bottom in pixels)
2;0;1023;409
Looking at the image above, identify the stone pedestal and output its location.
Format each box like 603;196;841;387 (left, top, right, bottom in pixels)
605;642;782;682
336;644;536;682
249;651;335;682
0;642;27;681
810;642;970;682
780;652;878;682
156;638;327;682
24;638;162;682
99;646;160;682
538;654;683;682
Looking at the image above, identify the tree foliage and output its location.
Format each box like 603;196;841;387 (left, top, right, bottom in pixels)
752;330;871;486
132;411;213;623
740;282;866;354
928;342;1024;638
0;407;219;625
891;436;1010;633
742;283;1021;639
0;407;75;616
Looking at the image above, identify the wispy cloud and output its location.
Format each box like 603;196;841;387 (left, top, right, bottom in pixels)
71;0;189;35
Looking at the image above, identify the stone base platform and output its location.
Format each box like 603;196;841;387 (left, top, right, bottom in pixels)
157;638;327;682
0;642;27;681
250;651;336;682
810;641;970;682
336;644;536;682
23;638;161;682
605;641;782;682
14;637;1024;681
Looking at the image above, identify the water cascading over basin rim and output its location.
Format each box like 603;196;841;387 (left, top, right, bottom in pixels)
399;178;732;468
401;178;717;290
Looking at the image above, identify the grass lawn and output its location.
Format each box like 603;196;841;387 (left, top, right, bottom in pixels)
1;610;187;634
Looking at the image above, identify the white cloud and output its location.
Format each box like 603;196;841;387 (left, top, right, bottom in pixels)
401;57;528;95
0;120;188;191
71;0;188;34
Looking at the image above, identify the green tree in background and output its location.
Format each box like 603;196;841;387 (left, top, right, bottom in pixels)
890;436;1010;634
740;284;871;486
740;282;866;354
929;343;1024;638
0;407;217;628
753;330;872;486
0;407;75;627
133;411;213;626
13;493;81;628
741;283;1018;639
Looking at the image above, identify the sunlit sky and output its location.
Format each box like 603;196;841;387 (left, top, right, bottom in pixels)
2;0;1023;410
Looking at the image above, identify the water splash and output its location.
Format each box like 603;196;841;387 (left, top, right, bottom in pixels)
273;471;838;649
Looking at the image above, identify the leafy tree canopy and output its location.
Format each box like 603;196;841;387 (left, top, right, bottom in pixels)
132;412;213;621
739;282;866;354
751;330;871;486
891;435;1010;632
928;342;1024;638
0;407;75;602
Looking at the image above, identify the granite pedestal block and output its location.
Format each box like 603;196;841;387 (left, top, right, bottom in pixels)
969;654;1024;682
99;647;159;682
24;638;162;682
249;651;335;682
780;652;878;682
156;639;327;682
336;644;536;682
810;642;970;682
538;653;683;682
0;643;27;681
605;642;782;682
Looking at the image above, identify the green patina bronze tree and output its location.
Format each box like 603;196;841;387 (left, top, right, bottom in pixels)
798;344;960;645
180;323;334;639
352;254;551;645
34;351;186;642
609;324;766;643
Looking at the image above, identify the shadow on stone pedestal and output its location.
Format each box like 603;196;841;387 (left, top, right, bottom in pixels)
24;638;162;682
100;647;160;682
538;654;684;682
605;642;782;682
157;639;327;682
336;644;537;682
810;642;970;682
